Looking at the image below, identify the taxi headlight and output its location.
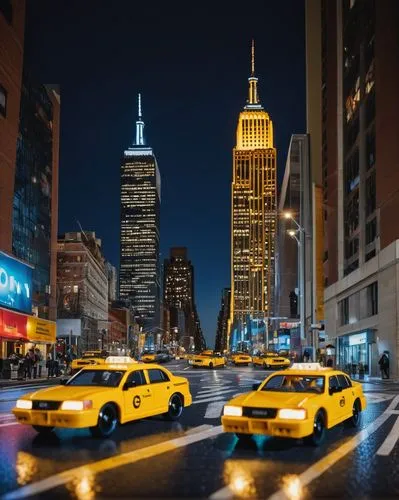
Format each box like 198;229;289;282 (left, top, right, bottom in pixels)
61;400;93;411
224;405;243;417
16;399;32;410
278;409;306;420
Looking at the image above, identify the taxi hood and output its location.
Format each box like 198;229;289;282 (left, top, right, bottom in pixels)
227;390;319;409
22;385;117;401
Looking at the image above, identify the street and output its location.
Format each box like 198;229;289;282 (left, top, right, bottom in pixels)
1;360;399;499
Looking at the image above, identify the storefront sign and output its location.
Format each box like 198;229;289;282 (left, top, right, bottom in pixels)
280;322;300;329
349;332;367;346
0;308;27;340
0;251;32;314
27;316;56;343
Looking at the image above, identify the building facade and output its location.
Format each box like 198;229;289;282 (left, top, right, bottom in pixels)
57;232;108;352
229;42;277;350
119;94;161;331
214;288;231;353
105;261;118;302
163;247;205;351
0;0;25;253
307;0;399;376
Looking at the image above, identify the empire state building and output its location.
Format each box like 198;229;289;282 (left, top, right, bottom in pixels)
230;42;277;348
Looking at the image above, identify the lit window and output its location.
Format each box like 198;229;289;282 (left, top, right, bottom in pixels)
0;84;7;117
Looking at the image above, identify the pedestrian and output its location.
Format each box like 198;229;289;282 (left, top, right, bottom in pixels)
46;354;54;378
35;348;44;377
378;352;389;379
303;349;310;363
24;350;34;379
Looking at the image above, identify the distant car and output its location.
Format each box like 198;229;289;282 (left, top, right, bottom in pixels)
141;352;159;363
13;356;192;438
191;352;225;369
252;352;291;369
221;363;366;446
70;350;109;375
232;353;252;366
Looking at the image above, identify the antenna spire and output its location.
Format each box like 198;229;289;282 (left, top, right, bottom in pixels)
251;39;255;76
135;93;145;146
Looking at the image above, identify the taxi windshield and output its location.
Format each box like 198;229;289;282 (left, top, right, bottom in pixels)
67;370;125;387
261;375;325;393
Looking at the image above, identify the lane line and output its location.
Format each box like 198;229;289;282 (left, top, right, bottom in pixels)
192;395;228;405
204;401;225;419
2;425;223;500
376;415;399;455
196;389;235;397
209;396;399;500
0;422;18;428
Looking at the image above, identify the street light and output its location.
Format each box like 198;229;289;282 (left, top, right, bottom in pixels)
284;211;307;358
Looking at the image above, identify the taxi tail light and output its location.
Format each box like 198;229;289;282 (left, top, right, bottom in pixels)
61;400;93;411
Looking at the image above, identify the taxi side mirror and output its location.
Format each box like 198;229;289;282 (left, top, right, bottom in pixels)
252;383;260;391
329;386;343;395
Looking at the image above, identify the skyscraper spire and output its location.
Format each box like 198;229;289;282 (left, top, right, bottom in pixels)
135;93;145;146
247;39;260;106
251;38;255;77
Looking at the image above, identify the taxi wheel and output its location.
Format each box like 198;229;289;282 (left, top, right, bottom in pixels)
90;403;118;438
306;410;326;446
165;393;184;421
32;425;54;434
346;399;361;428
209;362;214;369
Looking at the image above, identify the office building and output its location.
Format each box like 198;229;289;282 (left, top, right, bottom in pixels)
214;288;231;353
306;0;399;375
229;41;277;350
119;94;161;331
163;247;205;351
105;261;118;302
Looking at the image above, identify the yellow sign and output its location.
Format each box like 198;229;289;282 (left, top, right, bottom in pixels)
27;316;56;343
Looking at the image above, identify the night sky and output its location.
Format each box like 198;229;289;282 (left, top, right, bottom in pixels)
24;0;306;347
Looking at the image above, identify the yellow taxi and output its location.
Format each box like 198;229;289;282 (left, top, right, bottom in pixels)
252;351;291;370
141;351;159;363
231;352;252;366
221;363;366;446
13;356;192;438
191;351;226;369
70;350;108;375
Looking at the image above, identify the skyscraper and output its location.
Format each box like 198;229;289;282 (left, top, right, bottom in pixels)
119;94;161;330
229;41;277;350
163;247;205;351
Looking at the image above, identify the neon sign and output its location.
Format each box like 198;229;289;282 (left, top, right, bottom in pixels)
0;251;32;314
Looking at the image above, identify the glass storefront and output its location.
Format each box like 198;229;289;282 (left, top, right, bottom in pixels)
337;330;375;375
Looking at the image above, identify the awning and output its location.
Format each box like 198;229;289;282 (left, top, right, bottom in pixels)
0;307;56;343
0;308;28;341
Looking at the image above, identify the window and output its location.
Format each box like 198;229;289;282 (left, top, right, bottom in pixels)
0;0;12;24
126;370;146;387
148;369;169;384
0;84;7;117
366;282;378;316
329;375;339;390
366;171;376;216
337;374;351;388
366;218;376;245
67;370;124;387
340;297;349;326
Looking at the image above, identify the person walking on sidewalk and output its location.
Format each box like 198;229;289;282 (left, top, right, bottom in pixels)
46;354;54;378
379;352;390;379
34;348;44;378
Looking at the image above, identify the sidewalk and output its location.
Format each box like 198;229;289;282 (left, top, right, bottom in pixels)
357;376;399;385
0;376;62;389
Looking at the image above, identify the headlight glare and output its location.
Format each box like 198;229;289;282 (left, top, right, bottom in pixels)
223;405;243;417
61;400;92;411
278;408;306;420
16;399;32;410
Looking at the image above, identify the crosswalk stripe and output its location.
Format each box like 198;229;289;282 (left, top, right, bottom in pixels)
204;401;225;419
196;389;236;397
192;395;227;405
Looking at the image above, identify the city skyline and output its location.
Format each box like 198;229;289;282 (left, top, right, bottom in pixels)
24;0;306;345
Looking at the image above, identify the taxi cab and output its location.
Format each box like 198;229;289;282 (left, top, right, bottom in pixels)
231;352;252;366
252;351;291;370
221;363;366;446
70;350;108;375
191;351;225;369
141;351;159;363
13;356;192;438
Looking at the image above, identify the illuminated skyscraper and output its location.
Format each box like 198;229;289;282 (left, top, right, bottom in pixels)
230;42;277;349
119;94;161;329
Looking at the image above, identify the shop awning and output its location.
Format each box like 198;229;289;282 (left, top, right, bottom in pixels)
0;308;28;341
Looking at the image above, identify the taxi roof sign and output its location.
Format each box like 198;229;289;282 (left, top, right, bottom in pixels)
105;356;135;364
290;363;328;371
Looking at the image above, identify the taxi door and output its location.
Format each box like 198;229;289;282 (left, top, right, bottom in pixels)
122;369;153;421
146;368;172;413
327;375;348;426
336;374;355;421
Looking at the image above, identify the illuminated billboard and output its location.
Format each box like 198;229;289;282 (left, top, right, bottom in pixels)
0;251;32;314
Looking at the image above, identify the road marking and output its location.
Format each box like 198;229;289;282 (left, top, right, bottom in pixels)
192;395;228;405
366;393;395;404
196;389;235;397
1;384;53;392
183;367;190;370
209;396;399;500
0;422;18;428
204;401;225;419
185;424;214;434
2;425;224;500
376;415;399;455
